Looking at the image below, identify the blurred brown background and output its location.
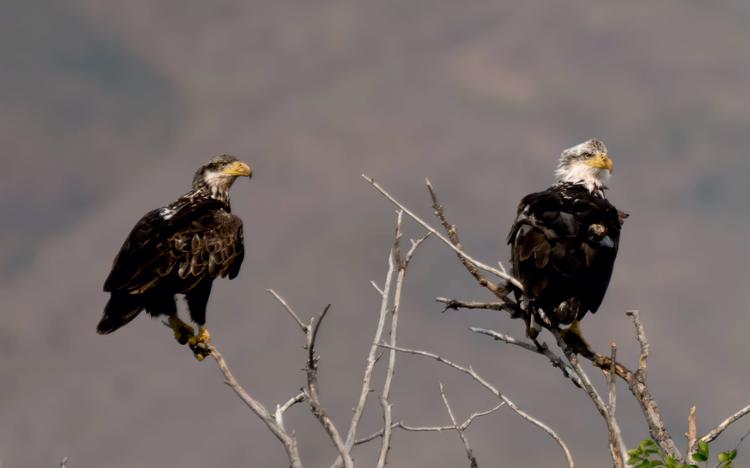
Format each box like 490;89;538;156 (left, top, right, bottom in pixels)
2;1;749;466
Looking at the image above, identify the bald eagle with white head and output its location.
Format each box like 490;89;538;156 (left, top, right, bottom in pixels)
507;139;627;354
97;155;252;360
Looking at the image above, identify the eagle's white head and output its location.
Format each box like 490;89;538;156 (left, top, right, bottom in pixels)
554;139;613;193
192;155;253;202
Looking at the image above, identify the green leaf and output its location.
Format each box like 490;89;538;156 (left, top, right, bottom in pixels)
698;441;709;456
691;453;708;462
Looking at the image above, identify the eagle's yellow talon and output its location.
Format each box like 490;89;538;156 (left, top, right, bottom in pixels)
189;327;211;346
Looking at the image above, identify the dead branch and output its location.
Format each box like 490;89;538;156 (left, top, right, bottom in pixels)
425;180;514;299
207;344;303;468
556;334;625;468
354;403;505;446
362;175;522;290
377;211;429;468
379;343;575;468
700;404;750;445
437;297;510;314
591;312;681;459
471;327;581;387
439;382;479;468
342;247;395;456
303;306;353;468
275;392;306;431
268;289;308;333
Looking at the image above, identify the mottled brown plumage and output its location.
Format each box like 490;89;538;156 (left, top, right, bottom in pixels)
97;155;251;357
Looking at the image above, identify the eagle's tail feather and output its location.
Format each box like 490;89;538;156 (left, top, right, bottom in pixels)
97;295;142;334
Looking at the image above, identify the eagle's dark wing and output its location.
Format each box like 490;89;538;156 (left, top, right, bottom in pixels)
508;186;624;324
104;198;245;296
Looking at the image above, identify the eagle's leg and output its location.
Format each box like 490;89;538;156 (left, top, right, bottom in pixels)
168;315;195;345
559;321;594;358
186;281;213;361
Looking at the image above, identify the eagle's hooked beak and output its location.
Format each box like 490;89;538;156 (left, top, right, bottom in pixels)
587;153;613;173
223;161;253;178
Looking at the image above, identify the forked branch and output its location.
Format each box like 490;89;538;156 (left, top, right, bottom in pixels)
207;344;303;468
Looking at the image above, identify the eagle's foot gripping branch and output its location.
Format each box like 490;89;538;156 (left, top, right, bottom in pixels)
559;321;594;359
168;316;195;345
188;327;212;361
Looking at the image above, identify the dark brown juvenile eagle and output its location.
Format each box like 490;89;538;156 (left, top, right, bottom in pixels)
97;155;252;360
507;139;626;355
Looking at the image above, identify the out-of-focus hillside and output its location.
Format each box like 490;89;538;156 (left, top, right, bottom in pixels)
1;1;749;466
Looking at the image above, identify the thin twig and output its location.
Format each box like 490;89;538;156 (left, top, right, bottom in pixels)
268;289;308;333
550;328;625;468
377;212;428;468
437;298;510;314
569;350;624;468
700;404;750;445
426;179;518;297
440;382;479;468
606;342;626;466
342;247;396;456
303;306;352;468
379;343;575;468
590;312;681;458
362;175;522;290
208;344;303;468
275;392;306;431
627;310;649;379
354;403;505;445
471;327;581;387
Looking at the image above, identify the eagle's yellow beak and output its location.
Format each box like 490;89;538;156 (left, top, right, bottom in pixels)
222;161;252;178
587;153;613;173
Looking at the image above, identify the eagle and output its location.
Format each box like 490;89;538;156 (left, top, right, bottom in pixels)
507;139;627;355
97;155;252;360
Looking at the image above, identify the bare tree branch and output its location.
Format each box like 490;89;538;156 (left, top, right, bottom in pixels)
560;340;625;468
627;310;649;379
590;312;681;459
378;343;575;468
268;289;308;334
604;342;626;467
437;297;510;314
440;382;479;468
377;212;429;468
207;344;303;468
275;392;306;431
354;403;505;446
362;175;523;290
471;327;581;387
425;179;516;299
700;404;750;445
342;247;396;455
302;306;352;468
